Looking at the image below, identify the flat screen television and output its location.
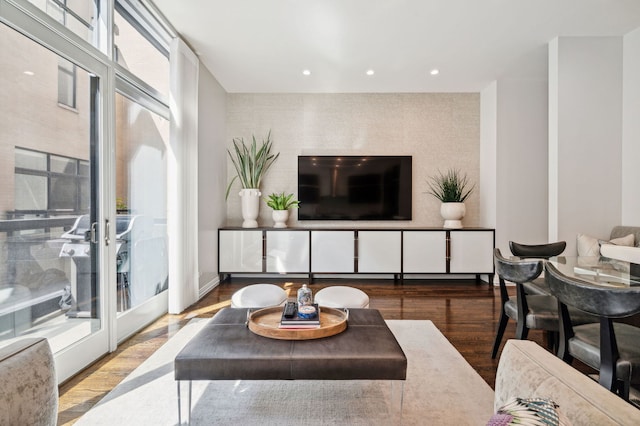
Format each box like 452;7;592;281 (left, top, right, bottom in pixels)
298;155;412;220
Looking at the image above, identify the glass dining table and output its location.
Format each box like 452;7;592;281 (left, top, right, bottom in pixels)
546;256;640;288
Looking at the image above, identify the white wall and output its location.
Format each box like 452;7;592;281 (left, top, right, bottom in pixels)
225;93;480;228
197;63;227;291
622;28;640;225
479;82;497;231
480;47;549;256
495;77;549;253
549;37;623;253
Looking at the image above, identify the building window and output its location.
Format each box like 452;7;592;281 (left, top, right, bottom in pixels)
58;58;77;108
14;147;89;215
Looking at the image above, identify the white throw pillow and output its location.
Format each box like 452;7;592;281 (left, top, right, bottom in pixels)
604;233;635;247
577;233;635;257
576;234;600;257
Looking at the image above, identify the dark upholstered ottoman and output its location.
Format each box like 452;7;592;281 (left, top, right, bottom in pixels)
174;308;407;423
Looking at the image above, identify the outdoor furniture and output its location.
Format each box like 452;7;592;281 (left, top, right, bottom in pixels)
546;261;640;400
230;283;287;308
509;240;566;295
314;286;370;308
174;307;406;424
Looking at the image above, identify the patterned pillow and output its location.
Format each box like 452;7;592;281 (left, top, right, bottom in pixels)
486;397;571;426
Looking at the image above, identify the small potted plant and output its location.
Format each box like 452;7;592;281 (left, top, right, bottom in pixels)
426;168;475;228
265;192;300;228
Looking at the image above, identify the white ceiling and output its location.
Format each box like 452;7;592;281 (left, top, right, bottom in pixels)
151;0;640;93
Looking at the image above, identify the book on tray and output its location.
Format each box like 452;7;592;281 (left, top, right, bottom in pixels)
279;303;321;329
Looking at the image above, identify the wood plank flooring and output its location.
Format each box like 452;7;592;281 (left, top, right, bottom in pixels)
56;278;563;425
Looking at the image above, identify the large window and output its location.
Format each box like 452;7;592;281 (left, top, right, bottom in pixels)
114;4;169;97
32;0;98;44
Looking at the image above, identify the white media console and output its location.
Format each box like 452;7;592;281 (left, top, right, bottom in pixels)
218;227;495;282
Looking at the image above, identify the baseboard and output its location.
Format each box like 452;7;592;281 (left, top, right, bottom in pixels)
199;276;220;299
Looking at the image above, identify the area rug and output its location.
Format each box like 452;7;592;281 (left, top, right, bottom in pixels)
76;319;494;425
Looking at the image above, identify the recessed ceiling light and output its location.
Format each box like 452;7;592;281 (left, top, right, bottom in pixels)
430;69;440;76
366;69;375;76
23;71;34;76
302;69;311;76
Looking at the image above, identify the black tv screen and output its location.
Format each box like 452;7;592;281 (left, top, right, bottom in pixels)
298;156;412;220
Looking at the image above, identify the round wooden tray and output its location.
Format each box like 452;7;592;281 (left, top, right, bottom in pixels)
248;306;348;340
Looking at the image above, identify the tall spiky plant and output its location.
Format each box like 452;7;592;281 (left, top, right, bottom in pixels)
426;168;475;203
225;131;280;200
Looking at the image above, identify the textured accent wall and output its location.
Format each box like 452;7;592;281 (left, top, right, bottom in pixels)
225;93;480;228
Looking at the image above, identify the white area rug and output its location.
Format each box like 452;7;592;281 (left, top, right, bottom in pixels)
76;319;494;425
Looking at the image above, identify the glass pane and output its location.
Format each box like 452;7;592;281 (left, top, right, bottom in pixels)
50;175;77;210
15;148;47;170
27;0;98;45
14;174;47;210
79;160;89;176
115;93;168;312
0;23;100;353
114;10;169;96
51;155;77;174
57;58;76;108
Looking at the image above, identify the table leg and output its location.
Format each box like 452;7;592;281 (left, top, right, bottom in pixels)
177;380;192;425
391;380;405;425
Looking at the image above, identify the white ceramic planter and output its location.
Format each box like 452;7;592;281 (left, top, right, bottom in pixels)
240;188;261;228
272;210;289;228
440;202;466;229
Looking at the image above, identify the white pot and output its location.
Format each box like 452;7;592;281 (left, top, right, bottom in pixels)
239;188;261;228
440;202;466;229
272;210;289;228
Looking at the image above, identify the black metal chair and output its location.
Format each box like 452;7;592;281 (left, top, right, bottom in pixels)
546;262;640;400
509;241;566;295
492;248;594;359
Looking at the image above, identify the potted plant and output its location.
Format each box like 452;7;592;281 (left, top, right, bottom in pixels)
226;131;279;227
426;168;475;228
265;192;300;228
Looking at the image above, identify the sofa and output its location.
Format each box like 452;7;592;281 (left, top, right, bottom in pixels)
600;225;640;264
578;225;640;263
495;339;640;424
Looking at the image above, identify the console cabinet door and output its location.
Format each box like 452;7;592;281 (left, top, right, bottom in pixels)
449;230;494;273
311;231;355;273
403;231;447;273
358;231;401;273
219;230;263;272
266;231;310;273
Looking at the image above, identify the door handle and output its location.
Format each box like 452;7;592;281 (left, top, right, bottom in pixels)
104;219;110;246
90;222;98;244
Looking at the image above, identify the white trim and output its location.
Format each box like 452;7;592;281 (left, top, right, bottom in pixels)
198;277;220;299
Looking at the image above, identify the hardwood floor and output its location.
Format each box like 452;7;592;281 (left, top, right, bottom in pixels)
57;278;552;425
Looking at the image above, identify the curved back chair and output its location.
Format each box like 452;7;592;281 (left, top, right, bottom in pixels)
546;262;640;400
509;241;567;259
492;248;543;358
509;241;566;295
492;248;595;359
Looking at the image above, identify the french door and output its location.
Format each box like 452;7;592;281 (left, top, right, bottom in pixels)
113;81;169;342
0;11;111;382
0;0;170;381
